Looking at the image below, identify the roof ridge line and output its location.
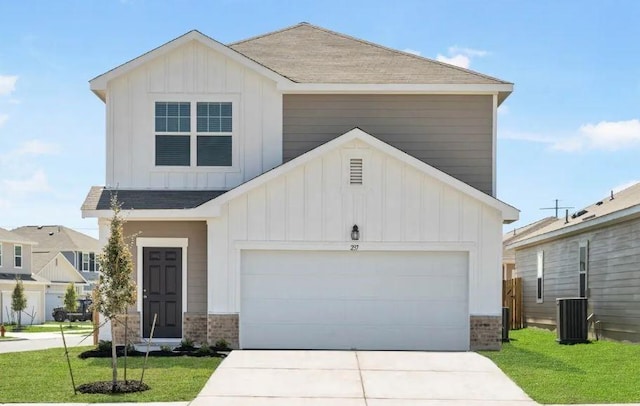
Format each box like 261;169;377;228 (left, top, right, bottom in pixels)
228;22;309;46
286;23;512;85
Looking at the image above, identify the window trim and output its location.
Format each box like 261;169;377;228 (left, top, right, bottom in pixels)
14;244;22;269
536;250;544;303
0;242;3;268
151;95;240;172
82;252;90;272
579;240;589;298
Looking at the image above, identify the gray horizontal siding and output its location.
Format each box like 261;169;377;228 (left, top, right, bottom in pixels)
283;94;494;195
515;216;640;342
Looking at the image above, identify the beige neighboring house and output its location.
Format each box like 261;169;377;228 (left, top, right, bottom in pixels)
12;226;99;321
508;182;640;342
0;227;46;325
82;23;519;351
502;217;556;280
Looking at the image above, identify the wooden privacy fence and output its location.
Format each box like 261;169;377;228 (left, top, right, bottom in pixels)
503;277;524;330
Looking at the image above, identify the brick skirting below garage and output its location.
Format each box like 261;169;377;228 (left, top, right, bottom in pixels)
470;315;502;350
208;314;239;349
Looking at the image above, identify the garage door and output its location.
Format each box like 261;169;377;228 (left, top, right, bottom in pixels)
241;250;469;351
24;290;44;325
46;291;64;321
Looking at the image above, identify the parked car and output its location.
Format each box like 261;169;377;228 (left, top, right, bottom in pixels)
52;298;93;322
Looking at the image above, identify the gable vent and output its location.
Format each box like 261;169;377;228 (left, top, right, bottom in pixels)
350;158;363;185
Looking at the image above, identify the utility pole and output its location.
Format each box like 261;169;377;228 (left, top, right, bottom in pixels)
540;199;574;218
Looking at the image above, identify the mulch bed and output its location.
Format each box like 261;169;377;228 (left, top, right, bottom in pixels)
77;380;149;394
79;346;229;359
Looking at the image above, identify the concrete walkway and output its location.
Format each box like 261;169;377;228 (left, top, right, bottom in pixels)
191;350;537;405
0;331;93;353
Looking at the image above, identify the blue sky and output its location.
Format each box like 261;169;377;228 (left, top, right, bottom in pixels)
0;1;639;238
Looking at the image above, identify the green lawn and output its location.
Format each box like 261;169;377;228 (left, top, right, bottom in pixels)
7;322;93;333
0;346;221;402
481;328;640;404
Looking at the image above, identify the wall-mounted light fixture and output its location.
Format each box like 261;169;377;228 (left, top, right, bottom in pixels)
351;225;360;241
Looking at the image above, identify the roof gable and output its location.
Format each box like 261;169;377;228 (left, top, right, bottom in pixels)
35;252;88;284
89;30;291;100
204;127;519;223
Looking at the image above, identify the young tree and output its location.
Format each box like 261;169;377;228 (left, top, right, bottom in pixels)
93;196;136;391
11;277;27;329
64;283;78;326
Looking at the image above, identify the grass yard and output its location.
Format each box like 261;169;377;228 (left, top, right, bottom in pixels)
481;328;640;404
0;346;221;403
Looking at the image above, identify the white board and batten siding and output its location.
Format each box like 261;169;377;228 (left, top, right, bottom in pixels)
207;139;504;318
106;40;282;190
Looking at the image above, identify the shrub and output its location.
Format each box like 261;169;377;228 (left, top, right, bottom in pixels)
214;339;230;351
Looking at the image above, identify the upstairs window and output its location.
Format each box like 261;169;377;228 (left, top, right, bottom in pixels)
14;245;22;268
197;102;232;166
80;252;98;272
579;241;589;298
82;252;90;271
154;101;234;167
155;102;191;166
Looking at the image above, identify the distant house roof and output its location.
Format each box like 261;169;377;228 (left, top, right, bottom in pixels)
502;217;557;262
0;273;38;282
12;225;99;255
81;187;227;211
230;23;510;87
509;182;640;249
0;227;37;245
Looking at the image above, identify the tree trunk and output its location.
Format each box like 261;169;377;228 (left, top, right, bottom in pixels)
110;319;118;392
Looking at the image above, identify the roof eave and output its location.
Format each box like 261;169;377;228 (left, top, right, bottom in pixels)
508;204;640;250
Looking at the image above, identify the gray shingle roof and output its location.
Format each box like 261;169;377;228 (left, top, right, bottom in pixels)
0;227;37;245
0;273;37;281
510;182;640;247
82;187;226;211
230;23;510;86
502;217;557;261
12;225;99;253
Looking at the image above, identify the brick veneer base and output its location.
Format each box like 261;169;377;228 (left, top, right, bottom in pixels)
184;312;208;344
111;312;141;345
208;314;239;349
470;315;502;350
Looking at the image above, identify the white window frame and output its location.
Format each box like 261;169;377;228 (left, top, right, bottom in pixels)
82;252;90;272
151;94;240;172
14;244;22;269
579;240;589;298
0;242;3;267
536;250;544;303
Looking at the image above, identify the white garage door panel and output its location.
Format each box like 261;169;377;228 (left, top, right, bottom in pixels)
241;250;469;351
46;291;64;321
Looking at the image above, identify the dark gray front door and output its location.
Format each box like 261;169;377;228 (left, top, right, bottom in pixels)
143;247;182;338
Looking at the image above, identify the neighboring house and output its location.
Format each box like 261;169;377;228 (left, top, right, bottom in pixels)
502;217;556;280
12;226;99;320
81;23;518;351
508;183;640;342
0;227;46;325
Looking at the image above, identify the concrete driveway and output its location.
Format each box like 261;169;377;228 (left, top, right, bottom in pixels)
191;350;536;405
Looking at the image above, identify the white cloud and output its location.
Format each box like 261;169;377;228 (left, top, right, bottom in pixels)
2;170;51;194
0;75;18;96
436;46;488;69
611;180;640;194
14;139;61;156
436;54;470;68
502;119;640;153
403;48;422;56
0;114;8;128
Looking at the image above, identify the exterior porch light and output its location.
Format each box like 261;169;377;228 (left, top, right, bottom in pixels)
351;225;360;241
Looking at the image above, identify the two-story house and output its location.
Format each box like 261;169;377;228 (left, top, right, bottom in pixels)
82;23;518;351
12;225;99;320
0;227;46;324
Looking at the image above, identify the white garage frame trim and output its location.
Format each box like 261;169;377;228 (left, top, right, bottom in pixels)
231;240;477;350
136;237;188;339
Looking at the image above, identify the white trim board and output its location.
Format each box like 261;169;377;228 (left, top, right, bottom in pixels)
136;237;188;339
